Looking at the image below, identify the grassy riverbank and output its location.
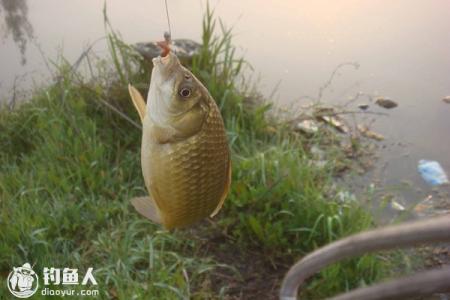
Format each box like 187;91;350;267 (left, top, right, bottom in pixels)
0;7;397;299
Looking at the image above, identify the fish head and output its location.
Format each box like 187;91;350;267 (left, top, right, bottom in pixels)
148;52;208;139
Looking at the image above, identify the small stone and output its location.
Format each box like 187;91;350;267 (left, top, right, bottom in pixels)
375;97;398;109
357;124;384;141
390;199;406;211
313;106;335;115
442;96;450;104
319;116;349;133
358;103;369;110
294;120;319;134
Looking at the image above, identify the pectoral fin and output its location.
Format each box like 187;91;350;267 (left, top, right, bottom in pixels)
130;196;162;224
128;84;146;123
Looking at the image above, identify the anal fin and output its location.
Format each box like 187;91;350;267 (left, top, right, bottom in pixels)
130;196;162;224
210;158;232;218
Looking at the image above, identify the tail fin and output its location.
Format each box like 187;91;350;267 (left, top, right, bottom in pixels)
130;196;162;224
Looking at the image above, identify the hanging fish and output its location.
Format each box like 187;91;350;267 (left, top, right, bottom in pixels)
127;38;231;229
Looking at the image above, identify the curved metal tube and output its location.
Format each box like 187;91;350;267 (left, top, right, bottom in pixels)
279;215;450;300
330;266;450;300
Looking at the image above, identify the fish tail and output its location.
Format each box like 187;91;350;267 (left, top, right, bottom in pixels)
130;196;162;224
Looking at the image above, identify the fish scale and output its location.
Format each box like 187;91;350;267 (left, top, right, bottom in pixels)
147;92;228;228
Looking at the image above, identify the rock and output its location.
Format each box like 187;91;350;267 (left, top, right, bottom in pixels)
365;131;384;141
313;106;335;116
319;115;349;133
390;199;406;211
375;97;398;109
357;103;369;110
337;191;357;203
294;120;319;134
442;96;450;104
313;106;349;133
357;124;384;141
414;195;450;217
134;39;201;64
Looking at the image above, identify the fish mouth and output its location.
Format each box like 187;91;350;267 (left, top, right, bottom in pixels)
152;52;179;80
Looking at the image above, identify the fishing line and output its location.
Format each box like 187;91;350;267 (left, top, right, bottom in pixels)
164;0;172;41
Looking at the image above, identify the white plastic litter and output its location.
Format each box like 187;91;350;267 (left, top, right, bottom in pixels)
417;160;449;186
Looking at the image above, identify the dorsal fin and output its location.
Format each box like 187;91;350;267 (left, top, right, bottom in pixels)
128;84;146;122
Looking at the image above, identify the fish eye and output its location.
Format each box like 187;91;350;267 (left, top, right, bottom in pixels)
179;87;192;98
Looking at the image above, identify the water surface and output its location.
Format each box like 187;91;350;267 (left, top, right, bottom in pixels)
1;0;449;213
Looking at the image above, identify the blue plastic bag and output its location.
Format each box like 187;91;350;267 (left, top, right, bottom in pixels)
417;160;449;186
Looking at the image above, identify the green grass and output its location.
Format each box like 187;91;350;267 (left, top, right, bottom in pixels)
0;5;397;299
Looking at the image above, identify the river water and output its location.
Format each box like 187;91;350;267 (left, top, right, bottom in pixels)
1;0;449;216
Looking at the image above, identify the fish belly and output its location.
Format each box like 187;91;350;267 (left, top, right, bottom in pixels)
142;113;229;229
